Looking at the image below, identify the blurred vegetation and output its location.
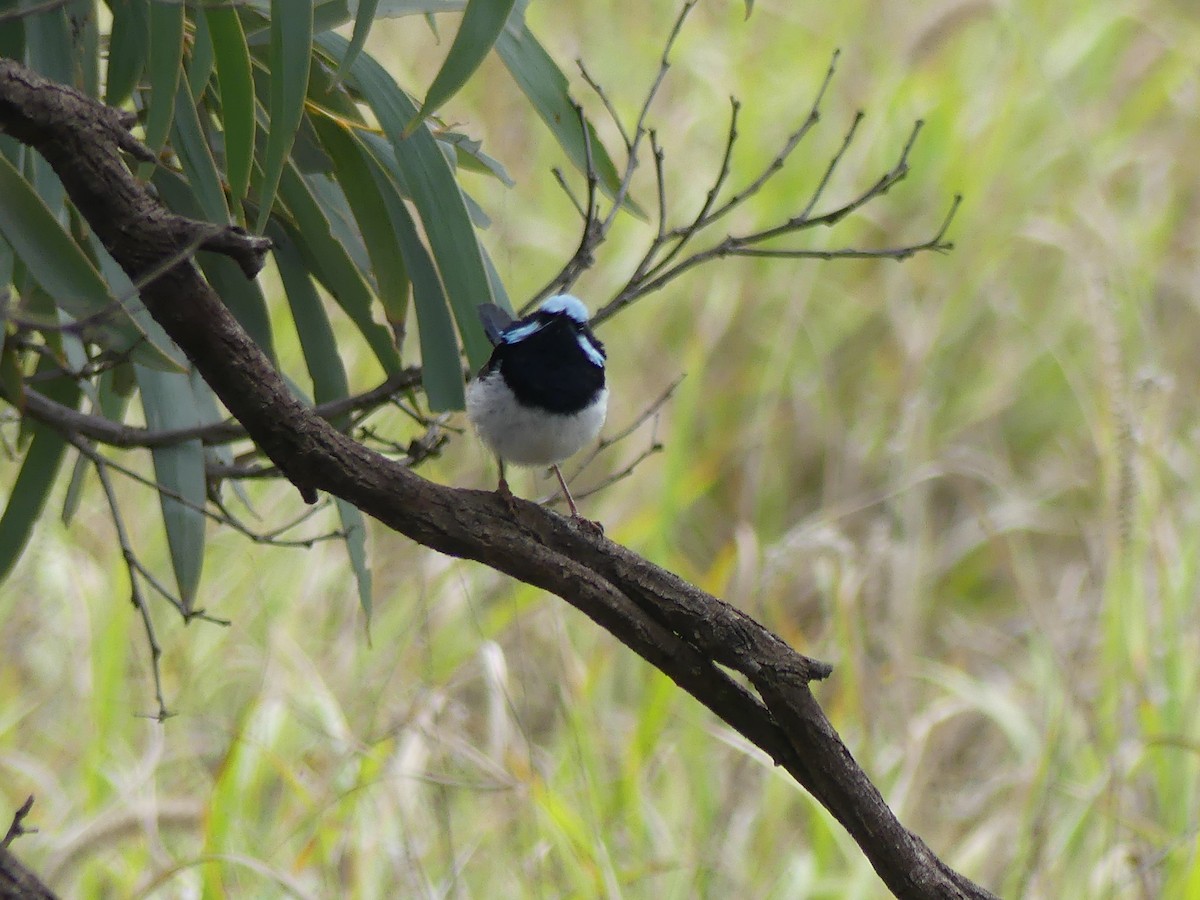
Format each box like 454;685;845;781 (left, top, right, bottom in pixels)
3;0;1200;897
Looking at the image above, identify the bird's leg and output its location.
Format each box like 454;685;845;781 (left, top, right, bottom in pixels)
495;458;520;515
552;464;580;518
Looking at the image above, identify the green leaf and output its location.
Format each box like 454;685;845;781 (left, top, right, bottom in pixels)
0;154;183;371
407;0;517;135
317;31;495;370
205;2;256;210
86;235;189;373
151;168;277;362
254;0;315;232
495;20;637;214
23;1;73;85
105;0;149;106
335;497;373;625
332;0;379;87
277;162;402;374
143;0;184;153
0;333;24;413
0;364;80;584
439;129;514;186
275;220;375;624
271;224;350;412
187;5;216;101
372;0;466;15
135;365;208;612
171;72;230;224
365;151;464;411
311;116;410;334
69;0;100;96
62;366;133;526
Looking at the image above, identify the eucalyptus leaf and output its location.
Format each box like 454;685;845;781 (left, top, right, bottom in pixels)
135;365;208;612
254;0;314;232
407;0;517;134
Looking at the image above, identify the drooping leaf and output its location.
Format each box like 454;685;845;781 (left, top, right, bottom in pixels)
0;333;24;413
277;161;402;374
143;0;184;153
274;230;374;621
407;0;517;135
364;151;464;411
332;0;379;87
23;1;73;85
254;0;315;232
0;365;80;584
205;2;256;210
439;129;514;186
271;225;350;411
0;153;183;371
87;235;189;373
151;168;277;362
69;0;101;95
61;365;133;526
311;115;410;335
317;31;494;370
135;365;208;612
187;8;216;102
495;19;638;215
336;497;373;625
171;72;230;224
105;0;149;106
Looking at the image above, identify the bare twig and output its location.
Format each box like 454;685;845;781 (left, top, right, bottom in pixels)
13;368;421;450
521;33;955;330
2;797;36;849
522;1;700;313
542;376;681;508
578;58;633;151
78;437;175;720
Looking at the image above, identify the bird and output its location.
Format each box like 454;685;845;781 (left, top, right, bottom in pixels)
465;294;608;518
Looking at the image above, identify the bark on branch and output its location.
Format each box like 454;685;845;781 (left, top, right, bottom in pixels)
0;57;997;900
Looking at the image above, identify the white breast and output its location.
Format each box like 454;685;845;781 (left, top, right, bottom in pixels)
466;374;608;466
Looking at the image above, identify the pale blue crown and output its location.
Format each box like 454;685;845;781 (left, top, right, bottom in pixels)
499;294;604;368
539;294;590;324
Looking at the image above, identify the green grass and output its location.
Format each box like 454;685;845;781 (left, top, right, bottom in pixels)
4;0;1200;896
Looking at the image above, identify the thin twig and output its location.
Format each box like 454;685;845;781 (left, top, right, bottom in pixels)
651;130;668;240
2;796;36;849
540;376;681;509
550;166;587;219
14;369;421;450
599;0;697;237
577;58;632;150
79;437;174;720
523;2;699;313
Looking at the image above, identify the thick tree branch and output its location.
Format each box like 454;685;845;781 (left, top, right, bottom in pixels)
0;58;996;899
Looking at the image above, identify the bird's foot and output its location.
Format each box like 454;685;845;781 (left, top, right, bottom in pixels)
571;515;605;537
496;474;520;515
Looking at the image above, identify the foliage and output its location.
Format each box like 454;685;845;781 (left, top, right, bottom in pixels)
0;0;629;627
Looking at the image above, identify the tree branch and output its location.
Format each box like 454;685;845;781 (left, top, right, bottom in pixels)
0;798;57;900
0;58;996;900
13;368;421;450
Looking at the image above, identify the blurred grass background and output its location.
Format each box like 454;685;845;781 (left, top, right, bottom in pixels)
4;0;1200;896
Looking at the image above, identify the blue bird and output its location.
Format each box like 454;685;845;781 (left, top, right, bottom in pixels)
466;294;608;518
